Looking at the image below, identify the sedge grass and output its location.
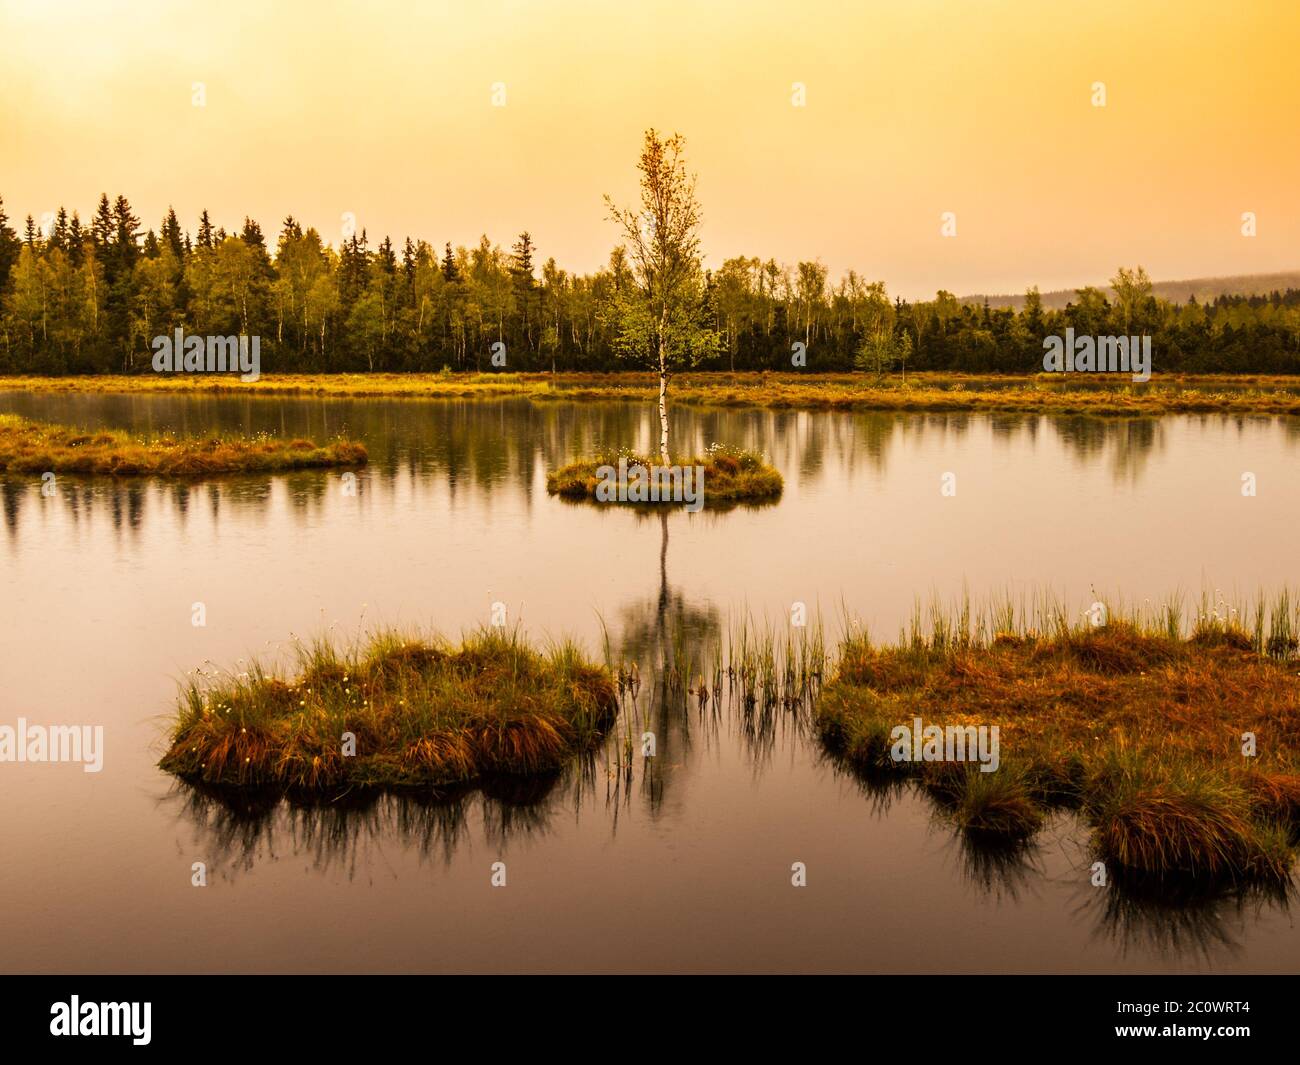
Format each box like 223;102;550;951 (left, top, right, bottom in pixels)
817;590;1300;884
10;370;1300;415
159;627;617;789
0;414;367;477
546;445;783;506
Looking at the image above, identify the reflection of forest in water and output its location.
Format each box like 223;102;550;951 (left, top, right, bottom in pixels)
5;391;1300;536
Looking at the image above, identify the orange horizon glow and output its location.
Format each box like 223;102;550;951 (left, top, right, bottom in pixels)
1;0;1297;300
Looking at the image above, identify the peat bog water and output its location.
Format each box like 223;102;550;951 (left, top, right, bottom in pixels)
2;390;1299;973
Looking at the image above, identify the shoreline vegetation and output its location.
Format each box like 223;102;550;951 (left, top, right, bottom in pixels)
546;446;783;507
8;371;1300;416
815;594;1300;887
159;628;618;789
160;592;1300;891
0;414;367;477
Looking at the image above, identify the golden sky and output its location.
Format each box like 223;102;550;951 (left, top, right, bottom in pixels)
1;0;1297;298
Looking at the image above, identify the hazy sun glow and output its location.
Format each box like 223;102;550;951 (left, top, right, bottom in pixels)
2;0;1296;297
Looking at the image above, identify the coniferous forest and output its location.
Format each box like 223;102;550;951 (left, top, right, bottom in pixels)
2;193;1299;377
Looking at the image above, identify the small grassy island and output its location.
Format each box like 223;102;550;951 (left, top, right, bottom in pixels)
546;447;783;508
816;603;1300;886
0;414;367;477
159;629;618;789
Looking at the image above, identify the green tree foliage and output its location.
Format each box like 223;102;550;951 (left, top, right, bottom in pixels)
603;130;719;461
1;190;1299;377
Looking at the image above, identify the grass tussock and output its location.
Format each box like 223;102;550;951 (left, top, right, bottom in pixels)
818;591;1300;885
159;627;617;790
546;445;783;506
10;371;1300;415
0;414;367;477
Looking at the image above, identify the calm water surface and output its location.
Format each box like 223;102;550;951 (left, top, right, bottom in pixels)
2;391;1298;973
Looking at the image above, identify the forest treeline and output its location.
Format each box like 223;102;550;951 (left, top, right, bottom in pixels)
3;193;1300;376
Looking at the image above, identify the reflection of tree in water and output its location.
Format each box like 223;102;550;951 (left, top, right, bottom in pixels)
607;509;723;814
1;479;22;535
606;506;822;813
1053;415;1163;485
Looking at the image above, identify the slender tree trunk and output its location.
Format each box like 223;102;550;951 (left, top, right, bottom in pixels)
657;315;670;466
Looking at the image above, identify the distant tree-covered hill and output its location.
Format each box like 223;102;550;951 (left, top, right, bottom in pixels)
965;271;1300;311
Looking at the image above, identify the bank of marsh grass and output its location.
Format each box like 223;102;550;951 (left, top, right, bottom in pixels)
0;414;367;477
546;446;783;506
816;593;1300;884
159;628;618;789
11;371;1300;415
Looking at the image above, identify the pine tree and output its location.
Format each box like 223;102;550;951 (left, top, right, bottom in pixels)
0;195;19;294
105;195;142;369
511;231;537;352
338;232;370;307
278;215;303;249
241;216;267;251
441;241;459;282
67;212;85;268
401;237;417;294
197;209;214;250
91;194;114;251
49;207;70;252
161;207;185;262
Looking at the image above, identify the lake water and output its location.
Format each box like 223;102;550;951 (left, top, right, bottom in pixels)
2;390;1298;973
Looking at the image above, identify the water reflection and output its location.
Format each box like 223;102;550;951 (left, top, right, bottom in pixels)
6;389;1300;971
1073;868;1294;965
7;391;1298;522
166;771;571;880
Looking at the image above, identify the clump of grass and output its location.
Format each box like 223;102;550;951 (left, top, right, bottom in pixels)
817;590;1300;885
1086;752;1292;881
545;444;783;506
159;627;617;789
0;414;367;477
923;764;1044;839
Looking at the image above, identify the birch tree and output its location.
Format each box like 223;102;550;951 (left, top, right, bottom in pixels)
604;129;718;465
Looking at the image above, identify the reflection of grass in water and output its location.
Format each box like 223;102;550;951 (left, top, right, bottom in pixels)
168;769;568;878
945;823;1044;905
817;590;1300;887
1073;863;1295;965
160;627;617;789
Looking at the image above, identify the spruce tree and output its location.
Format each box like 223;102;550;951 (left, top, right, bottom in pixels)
67;212;85;268
197;209;214;249
91;194;114;251
0;195;19;291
